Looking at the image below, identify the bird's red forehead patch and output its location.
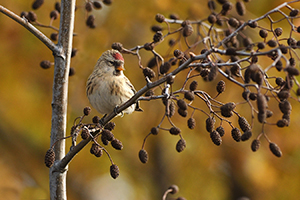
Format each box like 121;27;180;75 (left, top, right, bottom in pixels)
113;52;124;61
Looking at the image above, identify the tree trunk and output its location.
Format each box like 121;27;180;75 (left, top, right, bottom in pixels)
49;0;76;199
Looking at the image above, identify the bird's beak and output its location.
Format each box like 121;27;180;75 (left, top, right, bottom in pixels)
115;65;124;71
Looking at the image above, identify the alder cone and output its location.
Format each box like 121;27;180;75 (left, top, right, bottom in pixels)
210;130;222;146
176;139;186;152
257;93;267;114
238;116;251;132
32;0;44;10
205;117;215;133
269;143;282;157
110;164;120;179
139;149;148;163
45;148;55;168
187;117;196;129
251;139;260;152
231;127;241;142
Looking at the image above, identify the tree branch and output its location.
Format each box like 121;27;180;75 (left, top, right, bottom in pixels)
0;5;60;54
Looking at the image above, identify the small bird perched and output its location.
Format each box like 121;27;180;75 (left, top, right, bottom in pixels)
86;49;142;116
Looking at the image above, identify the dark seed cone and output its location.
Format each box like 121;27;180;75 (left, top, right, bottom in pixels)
269;142;282;157
40;60;52;69
248;21;258;28
101;134;109;145
189;80;198;91
90;143;101;155
155;13;165;23
208;0;216;10
177;99;188;110
236;1;245;16
257;42;265;50
150;127;159;135
182;25;193;37
69;67;75;76
208;65;218;81
81;128;89;140
257;93;267;114
228;18;239;28
93;1;102;9
111;42;123;51
83;106;91;116
238;116;251;132
143;67;155;79
274;27;283;37
208;14;217;24
176;139;186;152
102;129;114;141
242;90;250;101
160;62;171;74
205;117;215;133
103;0;113;5
85;2;93;12
231;127;241;142
50;33;58;41
50;10;59;20
110;164;120;179
86;15;96;28
220;102;236;117
92;116;100;124
144;42;154;51
153;31;163;43
111;139;123;150
251;139;261;152
139;149;148;163
187;118;196;129
104;121;116;131
249;92;257;101
257;112;266;123
184;91;194;101
285;66;300;76
168;101;176;117
169;127;181;135
178;108;188;117
241;130;252;141
290;9;299;17
275;61;283;72
210;130;222;146
259;29;268;38
279;100;292;115
151;25;163;32
216;126;225;137
169;184;179;194
45;148;55;168
277;90;290;101
32;0;44;10
174;49;184;59
216;80;225;94
94;148;103;157
282;114;290;126
55;2;61;12
267;40;277;47
266;110;273;118
166;75;175;84
276;119;288;127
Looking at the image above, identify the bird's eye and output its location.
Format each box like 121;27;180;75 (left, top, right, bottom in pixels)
109;61;115;65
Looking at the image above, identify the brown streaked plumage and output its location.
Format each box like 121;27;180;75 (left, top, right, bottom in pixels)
86;49;142;116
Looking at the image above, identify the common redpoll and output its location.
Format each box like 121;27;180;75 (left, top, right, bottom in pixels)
86;49;142;116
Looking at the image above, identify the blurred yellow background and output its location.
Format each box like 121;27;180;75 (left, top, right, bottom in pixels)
0;0;300;199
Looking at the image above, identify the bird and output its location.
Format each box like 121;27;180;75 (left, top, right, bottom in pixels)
86;49;142;117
